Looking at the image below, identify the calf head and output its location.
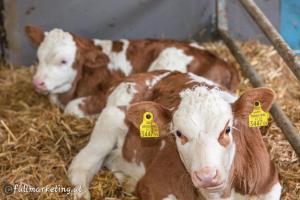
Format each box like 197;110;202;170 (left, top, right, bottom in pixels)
127;87;275;195
25;25;110;94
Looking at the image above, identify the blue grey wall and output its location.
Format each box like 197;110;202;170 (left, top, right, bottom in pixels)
280;0;300;54
3;0;279;65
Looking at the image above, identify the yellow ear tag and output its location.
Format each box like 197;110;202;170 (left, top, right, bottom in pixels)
248;101;269;127
140;112;159;138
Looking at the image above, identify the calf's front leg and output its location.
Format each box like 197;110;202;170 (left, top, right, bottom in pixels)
68;106;128;200
64;94;107;118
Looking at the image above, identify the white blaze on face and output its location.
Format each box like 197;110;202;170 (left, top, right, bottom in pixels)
172;86;236;184
148;47;193;72
188;72;238;103
34;29;77;93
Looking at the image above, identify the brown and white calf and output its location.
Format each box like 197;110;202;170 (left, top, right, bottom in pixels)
25;25;240;117
68;71;280;200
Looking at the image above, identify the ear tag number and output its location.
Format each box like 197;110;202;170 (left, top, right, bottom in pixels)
248;101;269;127
140;112;159;138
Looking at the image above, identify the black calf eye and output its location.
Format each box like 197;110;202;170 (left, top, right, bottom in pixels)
176;130;182;137
225;127;231;134
61;60;67;64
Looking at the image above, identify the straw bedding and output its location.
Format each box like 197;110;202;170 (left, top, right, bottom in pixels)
0;41;299;200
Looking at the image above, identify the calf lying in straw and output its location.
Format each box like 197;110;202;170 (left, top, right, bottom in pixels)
25;26;239;118
68;71;281;200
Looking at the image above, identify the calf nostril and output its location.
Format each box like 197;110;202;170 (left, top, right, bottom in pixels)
196;167;217;183
38;82;44;86
33;79;45;88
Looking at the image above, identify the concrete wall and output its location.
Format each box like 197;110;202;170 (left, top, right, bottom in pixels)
3;0;279;66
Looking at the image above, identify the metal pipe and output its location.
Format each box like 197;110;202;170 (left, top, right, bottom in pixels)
239;0;300;83
216;0;300;158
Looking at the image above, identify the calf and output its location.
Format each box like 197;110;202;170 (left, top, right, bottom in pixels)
25;26;240;117
68;71;280;200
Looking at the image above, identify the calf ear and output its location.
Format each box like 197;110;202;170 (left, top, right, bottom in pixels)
84;51;110;68
126;101;172;137
232;87;275;119
74;35;109;68
24;25;45;47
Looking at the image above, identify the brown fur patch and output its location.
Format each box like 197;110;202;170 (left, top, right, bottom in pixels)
179;134;189;145
223;120;279;196
112;41;123;52
73;35;110;68
123;127;200;200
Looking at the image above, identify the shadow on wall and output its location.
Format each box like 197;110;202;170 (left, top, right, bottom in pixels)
0;0;7;61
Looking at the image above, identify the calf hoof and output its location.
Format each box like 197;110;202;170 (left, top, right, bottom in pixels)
68;161;91;199
73;186;91;200
64;97;87;118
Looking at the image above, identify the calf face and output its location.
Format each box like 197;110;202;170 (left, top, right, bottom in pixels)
127;87;276;196
26;26;78;93
25;26;110;94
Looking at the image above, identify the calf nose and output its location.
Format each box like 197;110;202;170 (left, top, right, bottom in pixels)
33;79;46;90
194;166;218;186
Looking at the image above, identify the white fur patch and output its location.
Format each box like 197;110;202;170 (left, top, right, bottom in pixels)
93;39;112;55
148;47;193;72
106;82;137;107
188;72;238;104
160;140;166;150
259;182;281;200
64;97;87;118
145;72;171;89
190;42;205;50
94;39;133;76
34;29;77;94
162;194;177;200
230;182;281;199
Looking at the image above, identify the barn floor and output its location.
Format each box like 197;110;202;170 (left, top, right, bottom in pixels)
0;41;299;200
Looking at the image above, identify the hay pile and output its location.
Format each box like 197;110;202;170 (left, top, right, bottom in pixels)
0;41;299;200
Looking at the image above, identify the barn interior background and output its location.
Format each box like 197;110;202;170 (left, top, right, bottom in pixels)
0;0;299;200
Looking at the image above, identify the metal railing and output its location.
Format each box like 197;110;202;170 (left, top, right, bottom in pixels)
216;0;300;158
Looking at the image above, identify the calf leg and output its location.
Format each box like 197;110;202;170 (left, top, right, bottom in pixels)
68;106;128;199
104;148;146;192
